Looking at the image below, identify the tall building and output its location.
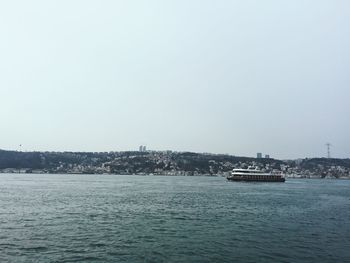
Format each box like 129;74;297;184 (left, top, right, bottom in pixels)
265;154;270;159
257;153;262;159
139;145;147;152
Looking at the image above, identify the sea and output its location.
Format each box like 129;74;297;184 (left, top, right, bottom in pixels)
0;174;349;263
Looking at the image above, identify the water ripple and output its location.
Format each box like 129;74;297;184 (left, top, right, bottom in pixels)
0;175;349;262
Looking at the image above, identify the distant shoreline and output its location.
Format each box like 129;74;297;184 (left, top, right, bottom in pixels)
1;149;349;179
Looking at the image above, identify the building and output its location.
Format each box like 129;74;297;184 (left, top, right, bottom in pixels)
139;145;147;152
257;153;262;159
265;154;270;158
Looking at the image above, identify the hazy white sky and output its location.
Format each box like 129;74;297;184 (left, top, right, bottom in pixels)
0;0;349;159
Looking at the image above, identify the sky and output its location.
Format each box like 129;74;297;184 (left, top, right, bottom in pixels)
0;0;349;159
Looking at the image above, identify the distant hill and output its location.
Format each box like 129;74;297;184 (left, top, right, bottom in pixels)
0;149;349;178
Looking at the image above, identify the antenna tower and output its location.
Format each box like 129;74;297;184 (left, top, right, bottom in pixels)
325;143;331;158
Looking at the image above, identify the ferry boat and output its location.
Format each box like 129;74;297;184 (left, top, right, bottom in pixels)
227;168;285;182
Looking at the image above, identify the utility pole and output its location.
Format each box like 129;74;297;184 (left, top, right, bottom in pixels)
325;143;331;158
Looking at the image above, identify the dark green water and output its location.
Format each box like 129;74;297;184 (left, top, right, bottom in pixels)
0;174;349;262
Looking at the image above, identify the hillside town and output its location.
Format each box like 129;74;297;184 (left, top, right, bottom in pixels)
1;149;349;179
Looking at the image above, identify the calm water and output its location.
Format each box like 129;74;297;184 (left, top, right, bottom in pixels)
0;175;349;263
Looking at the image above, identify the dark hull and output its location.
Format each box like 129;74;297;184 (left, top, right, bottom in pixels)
227;176;285;182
